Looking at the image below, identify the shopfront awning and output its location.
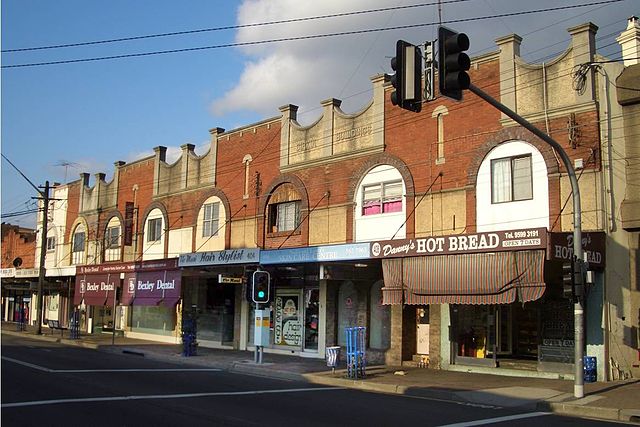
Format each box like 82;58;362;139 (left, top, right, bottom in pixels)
73;274;118;306
120;270;181;307
382;250;545;305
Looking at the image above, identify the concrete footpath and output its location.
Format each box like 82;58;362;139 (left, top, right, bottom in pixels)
2;325;639;424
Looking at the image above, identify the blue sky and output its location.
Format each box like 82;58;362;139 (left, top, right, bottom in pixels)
2;0;636;228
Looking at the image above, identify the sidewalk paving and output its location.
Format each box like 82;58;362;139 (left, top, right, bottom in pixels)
2;325;639;424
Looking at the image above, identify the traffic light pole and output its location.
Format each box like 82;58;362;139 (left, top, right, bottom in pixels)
468;83;585;398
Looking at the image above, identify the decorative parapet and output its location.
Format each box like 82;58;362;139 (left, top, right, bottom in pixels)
496;22;598;122
279;74;386;170
78;166;118;214
154;132;218;197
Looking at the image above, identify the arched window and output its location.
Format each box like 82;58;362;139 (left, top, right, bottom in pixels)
104;217;121;262
142;208;165;260
432;105;449;164
71;223;86;265
267;183;301;234
195;196;226;252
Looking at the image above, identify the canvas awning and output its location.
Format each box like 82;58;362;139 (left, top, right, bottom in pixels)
120;269;181;307
73;274;118;306
382;250;545;305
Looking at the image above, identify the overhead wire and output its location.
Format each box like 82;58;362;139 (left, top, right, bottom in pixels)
1;0;623;69
13;10;636;251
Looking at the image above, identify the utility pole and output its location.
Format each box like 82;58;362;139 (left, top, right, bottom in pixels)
1;154;53;336
35;181;51;335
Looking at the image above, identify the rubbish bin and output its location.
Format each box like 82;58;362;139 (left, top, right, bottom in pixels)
584;356;597;383
326;346;341;372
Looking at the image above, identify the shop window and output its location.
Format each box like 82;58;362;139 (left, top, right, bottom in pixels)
491;155;533;203
202;202;220;237
268;201;300;233
147;218;162;242
105;226;120;249
362;181;402;215
130;306;176;337
46;236;56;252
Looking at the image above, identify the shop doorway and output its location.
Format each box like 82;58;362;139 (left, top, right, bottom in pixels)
416;306;430;355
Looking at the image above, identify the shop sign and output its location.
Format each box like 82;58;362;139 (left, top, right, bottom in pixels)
76;259;178;275
260;243;370;265
274;294;302;346
121;270;182;306
124;201;134;246
0;268;15;278
370;228;547;259
549;232;605;268
178;249;260;267
218;275;243;284
15;268;39;278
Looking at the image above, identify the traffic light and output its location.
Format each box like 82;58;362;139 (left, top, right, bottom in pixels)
438;26;471;101
562;260;575;300
389;40;422;112
252;270;271;304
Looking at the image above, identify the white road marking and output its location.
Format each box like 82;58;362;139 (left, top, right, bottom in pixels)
436;412;551;427
401;394;501;409
1;356;52;372
1;356;220;373
2;387;343;408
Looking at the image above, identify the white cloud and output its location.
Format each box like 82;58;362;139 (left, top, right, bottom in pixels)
211;0;634;123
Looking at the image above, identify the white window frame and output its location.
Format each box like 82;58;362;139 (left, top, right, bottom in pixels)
147;218;162;242
271;201;300;232
46;236;56;252
105;226;120;249
202;202;220;237
491;155;533;204
362;180;403;215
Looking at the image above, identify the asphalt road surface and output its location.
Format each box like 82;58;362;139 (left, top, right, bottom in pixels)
1;334;623;426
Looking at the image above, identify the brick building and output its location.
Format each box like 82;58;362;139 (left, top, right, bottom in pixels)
34;20;639;381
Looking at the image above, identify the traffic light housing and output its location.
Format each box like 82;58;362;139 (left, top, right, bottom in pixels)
562;260;575;300
389;40;422;112
438;26;471;101
252;270;271;304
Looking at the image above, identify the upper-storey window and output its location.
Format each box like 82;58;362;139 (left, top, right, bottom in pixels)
105;226;120;249
71;226;86;265
147;218;162;242
362;181;403;215
269;201;300;233
202;202;220;237
491;155;533;203
46;236;56;251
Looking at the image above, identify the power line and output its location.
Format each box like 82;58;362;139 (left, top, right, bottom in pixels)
1;0;622;69
1;0;473;53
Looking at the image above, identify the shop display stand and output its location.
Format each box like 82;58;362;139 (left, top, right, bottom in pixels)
345;326;366;379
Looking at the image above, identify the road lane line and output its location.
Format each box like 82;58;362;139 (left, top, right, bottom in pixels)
1;356;220;373
436;412;551;426
2;387;343;408
1;356;52;372
56;368;222;373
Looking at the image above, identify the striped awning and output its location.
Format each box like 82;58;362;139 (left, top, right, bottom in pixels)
381;258;404;304
382;250;545;305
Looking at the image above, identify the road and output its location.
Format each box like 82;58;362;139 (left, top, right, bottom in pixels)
1;334;623;426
